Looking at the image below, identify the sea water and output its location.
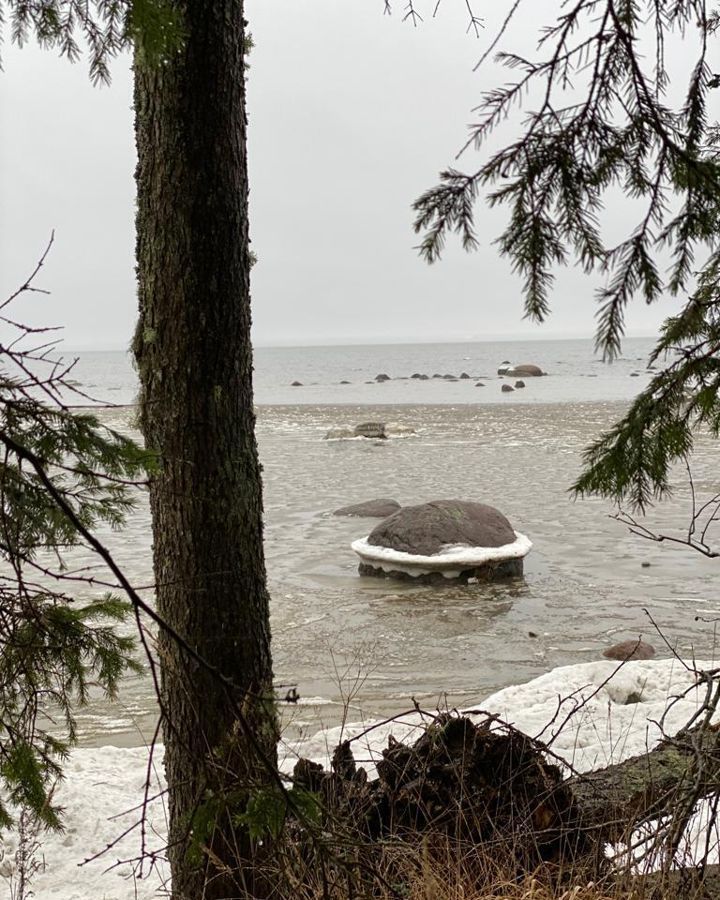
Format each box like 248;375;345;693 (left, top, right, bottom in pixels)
55;338;720;747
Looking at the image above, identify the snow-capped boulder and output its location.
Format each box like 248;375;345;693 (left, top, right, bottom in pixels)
352;500;531;582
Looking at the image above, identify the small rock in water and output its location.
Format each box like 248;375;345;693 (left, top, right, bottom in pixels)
641;561;651;568
514;380;525;388
501;384;514;393
291;380;303;386
528;631;538;638
507;364;544;377
630;372;640;377
603;639;655;661
475;382;485;387
354;422;387;439
340;380;351;385
460;372;471;379
375;373;391;382
324;427;354;439
334;499;401;518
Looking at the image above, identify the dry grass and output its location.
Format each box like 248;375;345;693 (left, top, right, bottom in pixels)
267;830;717;900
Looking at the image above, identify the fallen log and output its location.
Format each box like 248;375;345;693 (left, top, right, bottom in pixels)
567;724;720;843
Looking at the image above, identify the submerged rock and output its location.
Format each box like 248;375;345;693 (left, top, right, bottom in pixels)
603;639;655;661
354;422;387;439
352;500;531;582
334;499;401;518
324;427;355;440
324;422;415;440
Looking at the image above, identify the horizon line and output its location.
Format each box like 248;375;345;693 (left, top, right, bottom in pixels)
65;331;659;353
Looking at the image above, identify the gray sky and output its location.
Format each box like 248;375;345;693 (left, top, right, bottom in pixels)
0;0;694;348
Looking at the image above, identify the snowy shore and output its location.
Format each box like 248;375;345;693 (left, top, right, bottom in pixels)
2;658;717;899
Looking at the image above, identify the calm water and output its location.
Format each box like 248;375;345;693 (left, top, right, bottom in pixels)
57;340;720;748
70;336;660;407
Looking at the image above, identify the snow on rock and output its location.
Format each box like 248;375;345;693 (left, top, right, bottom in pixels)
351;532;532;578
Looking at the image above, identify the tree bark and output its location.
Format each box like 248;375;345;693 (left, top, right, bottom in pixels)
133;4;277;897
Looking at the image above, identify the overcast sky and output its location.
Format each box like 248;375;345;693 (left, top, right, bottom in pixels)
0;0;697;348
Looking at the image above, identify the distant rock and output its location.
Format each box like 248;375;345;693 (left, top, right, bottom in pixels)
375;373;391;382
500;360;511;365
354;422;387;439
514;380;525;388
443;373;455;380
630;372;640;377
475;382;485;387
603;639;655;661
325;422;414;440
385;423;416;437
507;364;545;377
410;373;424;379
324;427;354;440
333;499;401;518
291;380;303;386
432;374;443;379
501;384;514;393
340;380;351;385
460;372;471;379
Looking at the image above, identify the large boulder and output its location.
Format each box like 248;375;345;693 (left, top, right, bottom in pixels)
333;499;401;518
507;364;545;377
352;500;531;582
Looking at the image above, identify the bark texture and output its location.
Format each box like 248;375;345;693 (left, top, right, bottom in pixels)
134;5;276;897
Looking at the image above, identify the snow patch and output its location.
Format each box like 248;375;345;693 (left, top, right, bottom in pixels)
7;658;719;897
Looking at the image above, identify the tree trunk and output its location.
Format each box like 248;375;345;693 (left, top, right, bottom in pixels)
133;4;277;897
567;725;720;844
